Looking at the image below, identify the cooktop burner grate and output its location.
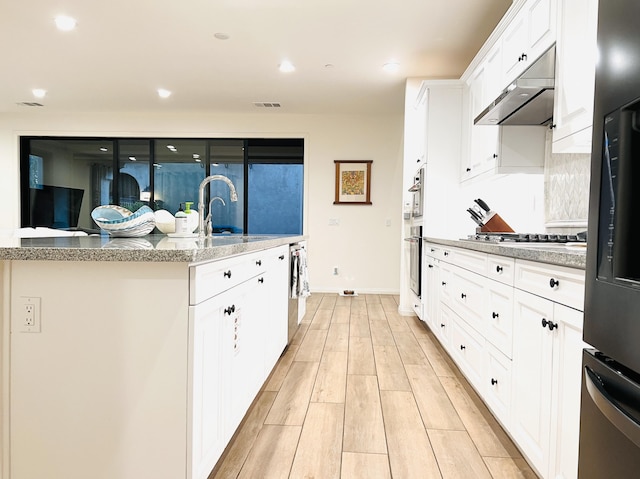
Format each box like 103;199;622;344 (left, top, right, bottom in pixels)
467;232;587;243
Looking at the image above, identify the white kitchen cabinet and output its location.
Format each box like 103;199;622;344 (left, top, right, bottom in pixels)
514;259;585;311
502;0;557;84
511;288;585;479
485;279;514;358
485;342;513;428
423;253;440;329
264;245;289;375
552;0;599;153
451;314;486;391
449;266;486;336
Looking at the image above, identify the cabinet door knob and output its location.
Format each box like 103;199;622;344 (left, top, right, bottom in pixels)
491;378;498;386
461;293;466;299
496;265;503;273
549;278;559;288
258;277;264;283
256;260;262;266
441;281;447;286
279;255;285;260
440;323;445;328
466;167;471;172
460;345;466;350
493;153;498;159
428;264;434;269
541;318;558;331
224;270;232;278
224;305;236;315
444;251;449;256
492;312;499;319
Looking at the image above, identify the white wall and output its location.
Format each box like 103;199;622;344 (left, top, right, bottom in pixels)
0;111;404;295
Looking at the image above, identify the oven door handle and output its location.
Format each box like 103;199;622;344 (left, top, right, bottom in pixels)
585;366;640;449
404;237;420;243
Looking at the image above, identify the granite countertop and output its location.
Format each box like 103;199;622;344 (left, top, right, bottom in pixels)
425;237;587;269
0;234;306;263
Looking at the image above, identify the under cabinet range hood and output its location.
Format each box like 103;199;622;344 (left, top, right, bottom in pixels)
474;45;556;126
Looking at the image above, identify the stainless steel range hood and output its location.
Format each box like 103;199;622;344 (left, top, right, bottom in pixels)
474;45;556;126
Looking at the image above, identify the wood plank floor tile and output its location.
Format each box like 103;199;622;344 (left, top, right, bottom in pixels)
341;452;391;479
483;457;539;479
417;334;459;377
236;425;301;479
428;429;493;479
289;402;344;479
405;364;465;430
366;302;386;321
343;374;387;454
265;361;319;426
347;336;376;376
318;294;338;310
380;390;442;479
379;295;398;312
373;344;411;391
294;328;328;362
210;391;278;479
311;350;348;403
369;319;396;346
440;376;521;458
331;305;351;324
289;320;309;347
386;311;412;333
263;344;299;392
309;308;333;330
393;331;427;365
349;312;371;338
324;323;349;353
405;315;431;338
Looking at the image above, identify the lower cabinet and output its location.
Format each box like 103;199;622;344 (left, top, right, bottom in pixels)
188;245;289;479
423;242;585;479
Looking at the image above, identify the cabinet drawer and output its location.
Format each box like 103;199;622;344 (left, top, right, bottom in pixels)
190;250;268;305
450;266;486;335
485;279;514;358
485;343;512;428
447;248;487;275
424;243;440;259
451;315;485;390
487;254;515;286
439;262;453;308
436;303;454;351
514;260;585;310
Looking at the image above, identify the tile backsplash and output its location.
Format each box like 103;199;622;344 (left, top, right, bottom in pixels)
544;132;591;233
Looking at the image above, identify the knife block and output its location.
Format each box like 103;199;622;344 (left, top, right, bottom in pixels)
480;213;515;233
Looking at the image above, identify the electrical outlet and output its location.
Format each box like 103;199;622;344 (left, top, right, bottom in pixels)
333;266;339;275
19;297;41;333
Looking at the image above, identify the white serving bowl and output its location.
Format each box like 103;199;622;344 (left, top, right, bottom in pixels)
91;205;156;237
154;209;176;234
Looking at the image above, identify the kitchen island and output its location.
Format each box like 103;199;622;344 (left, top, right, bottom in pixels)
0;234;305;479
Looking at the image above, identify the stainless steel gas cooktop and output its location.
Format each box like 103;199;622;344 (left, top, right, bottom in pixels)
467;232;587;243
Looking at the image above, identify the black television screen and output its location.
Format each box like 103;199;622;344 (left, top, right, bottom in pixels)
28;185;84;228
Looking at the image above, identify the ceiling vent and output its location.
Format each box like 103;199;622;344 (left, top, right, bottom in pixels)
16;102;44;107
253;102;281;108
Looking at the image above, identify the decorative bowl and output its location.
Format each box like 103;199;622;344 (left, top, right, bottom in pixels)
91;205;156;237
154;209;176;234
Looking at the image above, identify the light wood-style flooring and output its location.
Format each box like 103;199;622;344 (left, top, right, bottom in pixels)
210;293;538;479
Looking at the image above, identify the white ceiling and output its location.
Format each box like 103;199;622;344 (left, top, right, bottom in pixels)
1;0;512;116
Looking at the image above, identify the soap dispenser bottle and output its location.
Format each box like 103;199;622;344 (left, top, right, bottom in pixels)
174;203;188;234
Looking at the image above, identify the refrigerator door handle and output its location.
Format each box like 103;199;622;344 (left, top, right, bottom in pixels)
585;366;640;448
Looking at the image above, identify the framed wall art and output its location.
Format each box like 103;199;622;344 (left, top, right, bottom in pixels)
333;160;372;205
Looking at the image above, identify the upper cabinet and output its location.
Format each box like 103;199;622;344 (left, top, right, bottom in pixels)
502;0;557;84
551;0;598;154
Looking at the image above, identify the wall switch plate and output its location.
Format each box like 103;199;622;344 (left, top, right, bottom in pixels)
19;297;41;333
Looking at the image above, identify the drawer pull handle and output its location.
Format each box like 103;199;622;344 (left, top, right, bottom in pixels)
224;305;236;315
496;265;503;273
444;251;449;256
541;318;558;331
491;378;498;386
224;270;232;279
256;260;262;266
461;293;466;299
460;345;466;350
441;281;447;286
428;264;434;269
279;255;285;260
549;278;559;288
258;277;264;283
440;323;445;328
492;312;499;319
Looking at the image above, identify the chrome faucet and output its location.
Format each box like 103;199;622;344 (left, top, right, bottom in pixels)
205;196;226;237
198;175;238;239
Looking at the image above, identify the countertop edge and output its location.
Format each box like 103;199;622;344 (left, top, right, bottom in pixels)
0;235;307;263
424;237;586;270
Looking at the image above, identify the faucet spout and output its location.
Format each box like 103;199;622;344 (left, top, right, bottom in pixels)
198;175;238;240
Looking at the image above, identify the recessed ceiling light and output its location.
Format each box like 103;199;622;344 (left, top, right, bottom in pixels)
129;156;137;161
157;88;172;98
32;89;47;98
383;62;400;73
99;147;108;152
214;32;230;40
279;60;295;73
55;15;77;31
193;153;200;159
325;64;335;69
